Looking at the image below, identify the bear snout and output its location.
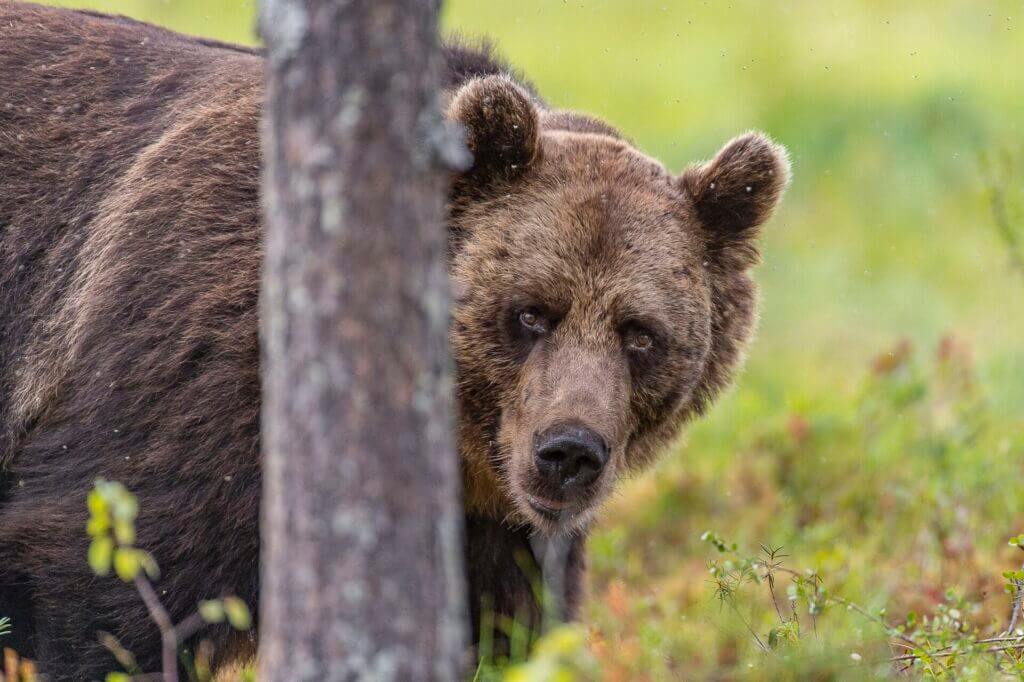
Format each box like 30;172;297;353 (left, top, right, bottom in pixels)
531;422;609;498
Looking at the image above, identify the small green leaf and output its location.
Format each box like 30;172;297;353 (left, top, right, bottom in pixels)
113;518;136;546
138;550;161;580
89;537;114;576
87;488;108;517
199;600;225;623
87;515;110;538
106;674;131;682
110;488;138;522
224;596;252;630
113;548;141;581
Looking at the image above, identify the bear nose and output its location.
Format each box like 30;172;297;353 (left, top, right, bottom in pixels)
533;423;609;493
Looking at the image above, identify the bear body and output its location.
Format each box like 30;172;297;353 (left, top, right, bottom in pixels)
0;2;788;678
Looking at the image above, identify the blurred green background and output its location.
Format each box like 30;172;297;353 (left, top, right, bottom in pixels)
41;0;1024;678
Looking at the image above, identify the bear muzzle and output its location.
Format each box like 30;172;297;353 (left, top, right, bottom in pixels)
526;421;610;520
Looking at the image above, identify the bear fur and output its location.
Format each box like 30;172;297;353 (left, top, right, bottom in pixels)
0;2;789;678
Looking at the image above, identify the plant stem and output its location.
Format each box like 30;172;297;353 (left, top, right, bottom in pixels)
766;572;787;623
891;642;1024;663
134;574;178;682
1004;563;1024;637
772;565;921;650
726;599;769;652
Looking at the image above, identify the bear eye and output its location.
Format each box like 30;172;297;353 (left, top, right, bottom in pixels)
518;308;548;334
625;329;654;352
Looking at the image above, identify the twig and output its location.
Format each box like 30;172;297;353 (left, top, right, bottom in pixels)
894;634;1024;658
725;600;769;653
721;540;1024;671
833;595;921;650
771;565;922;650
767;572;787;624
892;630;1019;647
978;635;1024;645
758;545;791;625
134;574;178;682
1004;562;1024;637
97;631;140;675
173;612;208;643
891;642;1024;663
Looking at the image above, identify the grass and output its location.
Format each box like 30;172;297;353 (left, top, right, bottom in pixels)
584;337;1024;678
32;0;1024;677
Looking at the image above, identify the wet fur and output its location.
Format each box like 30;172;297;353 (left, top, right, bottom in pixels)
0;1;788;677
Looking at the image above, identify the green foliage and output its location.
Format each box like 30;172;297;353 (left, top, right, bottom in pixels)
588;341;1024;678
222;596;252;631
472;557;556;681
86;480;252;680
87;479;158;582
703;533;1024;677
501;626;597;682
199;596;252;631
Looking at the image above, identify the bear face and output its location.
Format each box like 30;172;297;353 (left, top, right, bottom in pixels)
447;76;789;534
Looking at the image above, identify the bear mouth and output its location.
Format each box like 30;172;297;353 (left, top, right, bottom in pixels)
526;494;573;520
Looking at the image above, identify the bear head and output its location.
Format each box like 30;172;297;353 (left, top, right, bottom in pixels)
447;75;789;535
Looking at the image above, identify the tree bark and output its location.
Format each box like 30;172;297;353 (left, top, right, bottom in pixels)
259;1;466;679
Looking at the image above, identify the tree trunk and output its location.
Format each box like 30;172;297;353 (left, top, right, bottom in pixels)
259;1;467;679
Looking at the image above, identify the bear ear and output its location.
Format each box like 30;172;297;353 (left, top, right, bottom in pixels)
678;132;790;256
447;75;540;182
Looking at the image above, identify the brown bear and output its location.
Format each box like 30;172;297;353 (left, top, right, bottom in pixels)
0;2;789;678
